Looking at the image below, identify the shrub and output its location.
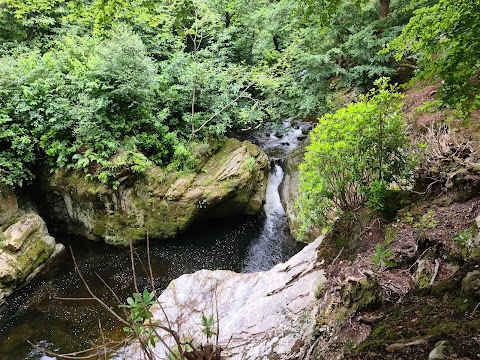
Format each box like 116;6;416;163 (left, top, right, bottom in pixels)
0;25;180;186
298;78;410;234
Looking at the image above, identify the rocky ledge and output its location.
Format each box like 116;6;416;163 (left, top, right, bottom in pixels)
40;138;269;245
126;236;326;359
0;187;63;306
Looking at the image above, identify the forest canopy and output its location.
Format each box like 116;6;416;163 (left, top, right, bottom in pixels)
0;0;477;187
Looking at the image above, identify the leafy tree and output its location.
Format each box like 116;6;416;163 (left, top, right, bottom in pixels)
298;78;410;236
0;0;427;188
0;25;178;186
387;0;480;113
0;0;69;53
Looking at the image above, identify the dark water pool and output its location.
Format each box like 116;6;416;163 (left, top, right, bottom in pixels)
0;214;303;359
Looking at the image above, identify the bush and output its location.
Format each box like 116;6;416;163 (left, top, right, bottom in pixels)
298;78;410;234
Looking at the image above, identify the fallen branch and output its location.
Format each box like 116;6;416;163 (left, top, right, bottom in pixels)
471;301;480;318
386;337;431;351
430;259;440;286
304;336;322;360
330;247;344;266
358;314;384;325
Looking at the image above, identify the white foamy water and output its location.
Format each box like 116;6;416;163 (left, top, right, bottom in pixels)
242;161;293;273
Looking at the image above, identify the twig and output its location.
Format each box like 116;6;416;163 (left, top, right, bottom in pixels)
95;273;123;306
330;247;344;266
189;82;255;140
430;259;440;286
215;283;220;346
386;337;431;351
471;301;480;317
53;297;96;301
129;241;140;295
97;317;107;360
358;314;384;325
69;247;152;358
70;247;130;327
408;247;433;270
304;336;322;360
27;339;126;360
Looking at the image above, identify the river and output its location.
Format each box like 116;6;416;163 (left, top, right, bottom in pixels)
0;121;309;359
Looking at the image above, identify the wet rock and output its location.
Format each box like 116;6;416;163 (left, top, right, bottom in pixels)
40;139;269;245
126;235;326;359
279;144;305;238
0;187;63;305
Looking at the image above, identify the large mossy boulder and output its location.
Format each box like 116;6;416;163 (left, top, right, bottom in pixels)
40;139;269;245
0;187;63;305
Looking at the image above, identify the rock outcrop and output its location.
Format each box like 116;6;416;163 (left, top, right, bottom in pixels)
126;236;326;360
40;139;269;245
279;143;305;238
0;187;63;306
279;141;321;241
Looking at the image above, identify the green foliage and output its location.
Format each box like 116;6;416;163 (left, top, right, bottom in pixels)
298;78;410;233
244;157;256;172
0;0;431;189
453;228;473;247
387;0;480;113
0;56;36;186
0;0;69;53
0;25;179;185
0;114;35;187
200;313;216;342
120;289;157;347
373;243;394;268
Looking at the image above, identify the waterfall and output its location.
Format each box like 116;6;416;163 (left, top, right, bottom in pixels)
241;159;291;273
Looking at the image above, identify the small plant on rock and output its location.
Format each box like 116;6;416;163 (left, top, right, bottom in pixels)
453;228;473;247
120;289;157;347
373;243;394;268
245;157;257;172
201;313;216;343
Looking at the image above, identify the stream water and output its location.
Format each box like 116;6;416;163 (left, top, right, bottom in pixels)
0;122;309;359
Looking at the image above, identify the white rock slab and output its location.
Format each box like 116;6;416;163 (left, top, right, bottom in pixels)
125;236;325;360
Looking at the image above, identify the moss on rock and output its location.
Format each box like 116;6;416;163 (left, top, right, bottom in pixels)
0;212;64;305
40;139;269;245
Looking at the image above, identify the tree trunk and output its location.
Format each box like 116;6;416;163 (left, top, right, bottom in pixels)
379;0;390;18
225;11;231;28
